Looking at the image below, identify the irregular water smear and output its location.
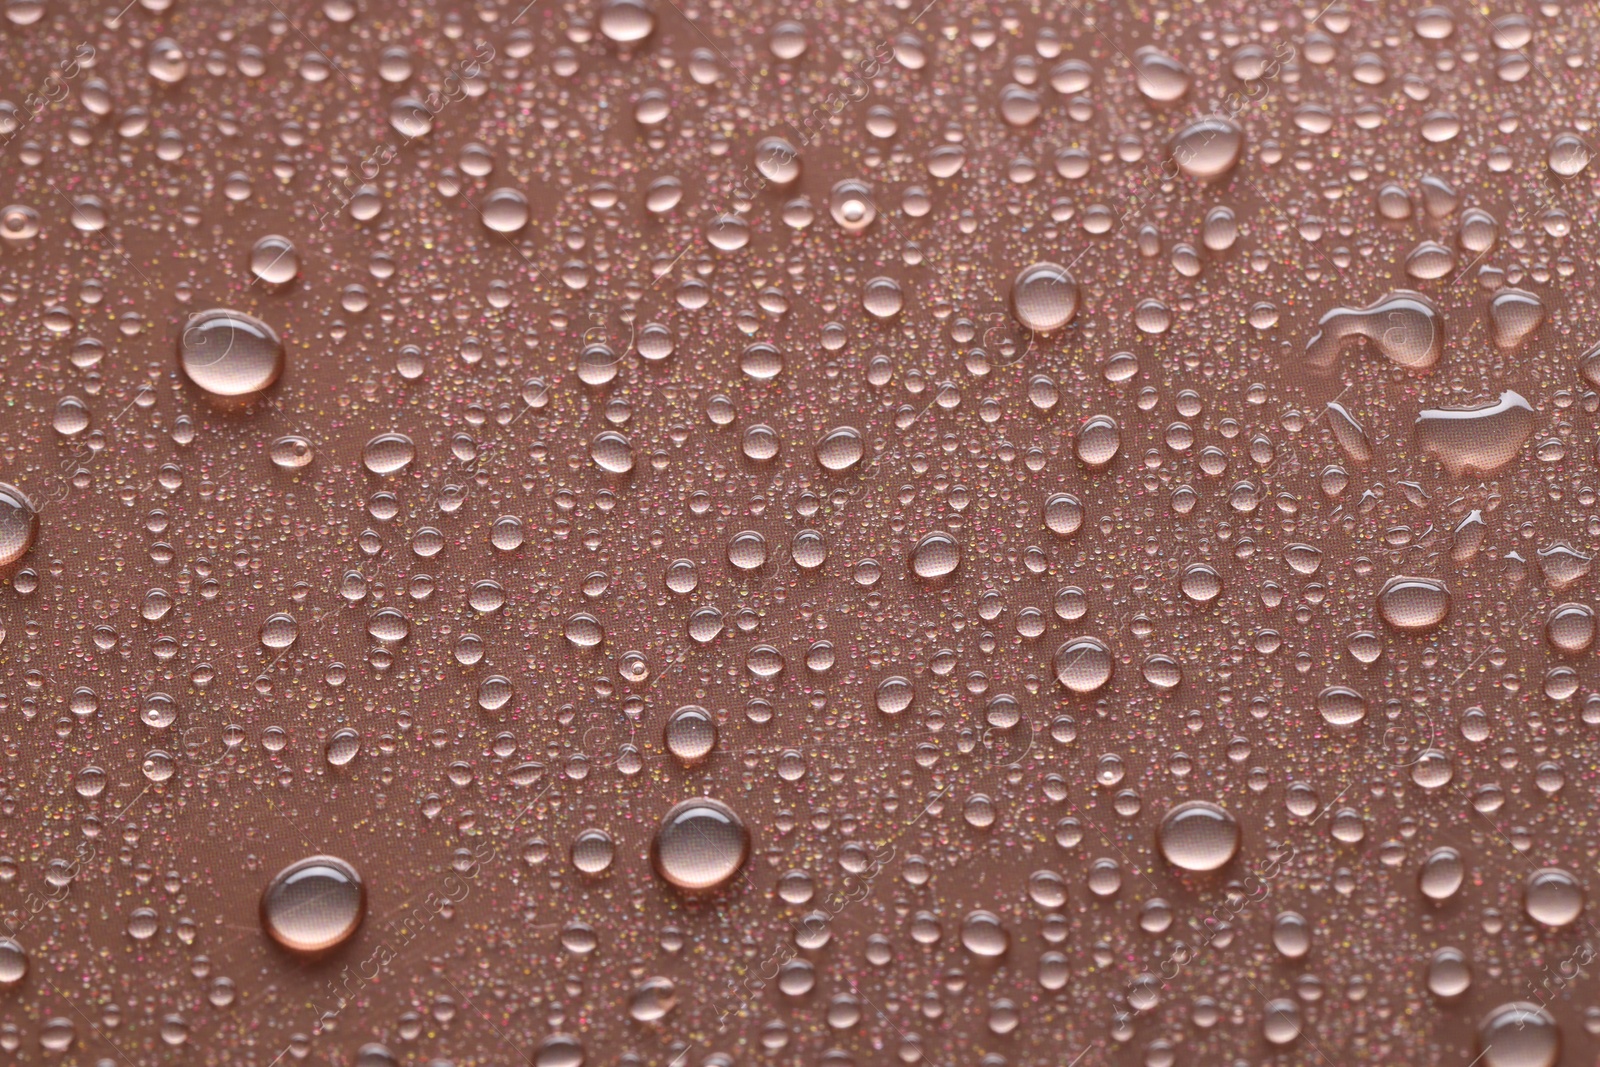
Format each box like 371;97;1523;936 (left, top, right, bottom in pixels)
1304;290;1444;372
1415;390;1535;477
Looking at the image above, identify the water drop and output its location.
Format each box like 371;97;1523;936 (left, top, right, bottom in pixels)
1157;801;1239;871
650;798;750;892
362;432;417;475
260;855;366;953
178;309;286;400
1053;637;1113;694
1376;576;1451;633
0;483;39;569
1010;262;1079;333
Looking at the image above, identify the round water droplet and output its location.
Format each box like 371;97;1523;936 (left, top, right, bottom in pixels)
571;829;616;874
1418;847;1464;901
0;204;40;241
1076;415;1121;469
1179;562;1221;603
260;855;366;954
325;728;360;767
1524;868;1584;927
665;704;718;767
1157;801;1239;872
1170;118;1244;181
1546;603;1596;654
726;530;769;572
815;426;865;471
589;431;634;473
1132;46;1190;102
1053;636;1113;694
650;798;750;892
0;938;27;986
249;235;299;288
1548;133;1592;177
1010;262;1079;333
1478;1002;1560;1067
362;432;416;475
829;179;877;232
909;531;960;580
1376;576;1450;633
959;910;1008;957
177;309;285;400
481;187;530;234
259;612;298;650
1317;685;1367;726
534;1034;586;1067
862;276;903;318
0;483;39;569
1043;493;1083;537
598;0;655;43
755;137;801;186
1262;998;1301;1046
269;435;315;470
1427;946;1472;998
875;676;914;715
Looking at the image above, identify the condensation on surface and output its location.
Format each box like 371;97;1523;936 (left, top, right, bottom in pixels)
0;0;1598;1064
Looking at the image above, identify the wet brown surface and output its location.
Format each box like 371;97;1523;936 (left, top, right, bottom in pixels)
1;0;1599;1064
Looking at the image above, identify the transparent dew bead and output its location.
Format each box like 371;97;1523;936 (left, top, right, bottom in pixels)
1169;117;1244;181
146;37;189;83
325;728;360;767
1548;133;1593;177
1418;847;1464;901
861;276;903;318
1053;637;1112;694
1270;912;1310;959
269;435;315;470
1156;801;1239;872
1523;868;1584;927
0;204;41;241
1424;949;1473;1006
362;432;416;475
1376;576;1451;633
0;483;39;569
1132;46;1190;101
1075;415;1121;469
909;531;960;580
1262;998;1301;1046
959;910;1009;957
259;855;366;954
754;136;801;186
1042;493;1083;537
1477;1002;1560;1067
177;309;286;400
0;938;27;985
871;675;914;716
1010;261;1079;333
533;1033;587;1067
570;829;616;874
249;235;299;288
598;0;655;43
259;613;298;650
650;798;750;892
664;704;718;766
1316;685;1367;726
589;430;634;473
815;426;865;471
726;530;768;572
829;179;877;232
480;187;531;234
1545;602;1596;654
1179;563;1222;603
